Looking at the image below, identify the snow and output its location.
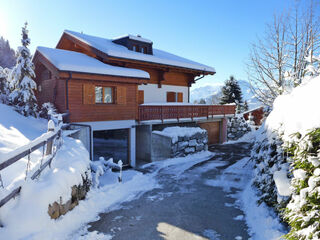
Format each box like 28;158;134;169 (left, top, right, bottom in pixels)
153;126;207;143
113;34;153;44
273;170;292;196
205;157;287;239
266;75;320;140
36;46;149;79
141;102;208;106
64;30;215;73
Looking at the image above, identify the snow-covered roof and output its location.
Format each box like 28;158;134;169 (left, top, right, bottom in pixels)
63;30;216;73
113;34;153;44
36;46;150;79
242;106;264;115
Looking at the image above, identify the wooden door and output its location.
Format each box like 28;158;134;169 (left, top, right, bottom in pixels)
198;121;220;144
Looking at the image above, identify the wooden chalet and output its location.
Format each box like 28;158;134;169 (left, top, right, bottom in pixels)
33;30;235;167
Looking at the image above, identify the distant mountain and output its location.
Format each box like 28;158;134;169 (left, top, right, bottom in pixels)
190;80;261;110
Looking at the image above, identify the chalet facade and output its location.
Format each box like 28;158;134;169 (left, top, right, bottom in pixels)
33;30;235;167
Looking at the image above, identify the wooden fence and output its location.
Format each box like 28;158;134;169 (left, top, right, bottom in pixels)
138;104;236;122
0;117;79;208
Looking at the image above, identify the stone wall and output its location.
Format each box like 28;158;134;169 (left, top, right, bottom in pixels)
151;128;208;161
47;172;91;219
170;131;208;157
227;116;251;141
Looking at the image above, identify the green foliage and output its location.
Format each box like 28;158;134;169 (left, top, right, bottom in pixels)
283;128;320;239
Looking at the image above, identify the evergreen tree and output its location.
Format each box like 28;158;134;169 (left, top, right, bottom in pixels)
8;22;38;117
0;36;16;69
199;98;206;104
219;76;243;110
242;100;249;112
0;66;10;103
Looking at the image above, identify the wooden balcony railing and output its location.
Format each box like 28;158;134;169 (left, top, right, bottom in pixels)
138;104;236;122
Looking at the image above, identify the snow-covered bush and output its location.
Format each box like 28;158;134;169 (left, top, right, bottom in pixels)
251;54;320;238
251;126;291;210
8;22;38;117
284;128;320;240
227;115;251;141
39;102;57;119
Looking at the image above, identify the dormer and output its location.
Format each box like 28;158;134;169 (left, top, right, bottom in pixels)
112;34;153;55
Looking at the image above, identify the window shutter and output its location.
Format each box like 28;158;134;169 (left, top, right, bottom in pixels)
166;92;176;102
138;90;144;104
177;92;183;102
117;86;127;105
83;84;95;104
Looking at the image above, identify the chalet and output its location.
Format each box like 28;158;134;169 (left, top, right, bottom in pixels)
243;106;265;126
33;30;235;167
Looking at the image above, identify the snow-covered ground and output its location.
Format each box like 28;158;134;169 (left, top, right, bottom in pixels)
205;156;287;239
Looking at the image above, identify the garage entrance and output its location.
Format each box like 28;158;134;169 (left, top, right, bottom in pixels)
93;129;130;165
198;121;221;145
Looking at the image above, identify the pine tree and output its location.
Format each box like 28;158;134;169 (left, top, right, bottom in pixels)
8;22;38;117
219;76;243;109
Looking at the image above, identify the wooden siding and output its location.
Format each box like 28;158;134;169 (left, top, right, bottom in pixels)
68;79;138;122
138;90;144;104
243;107;264;125
198;122;220;144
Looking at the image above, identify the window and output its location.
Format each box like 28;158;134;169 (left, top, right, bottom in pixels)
166;92;183;103
95;86;114;104
133;45;138;52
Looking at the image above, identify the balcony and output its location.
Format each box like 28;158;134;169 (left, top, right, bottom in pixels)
138;104;236;122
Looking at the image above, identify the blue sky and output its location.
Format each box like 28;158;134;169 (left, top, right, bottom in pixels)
0;0;309;88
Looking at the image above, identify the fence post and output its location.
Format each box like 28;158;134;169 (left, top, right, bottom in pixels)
46;120;55;156
161;106;163;123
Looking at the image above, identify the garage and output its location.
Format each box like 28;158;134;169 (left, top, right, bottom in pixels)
93;129;130;165
198;121;221;145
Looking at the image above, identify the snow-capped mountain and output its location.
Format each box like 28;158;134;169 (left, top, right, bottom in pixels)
190;80;261;109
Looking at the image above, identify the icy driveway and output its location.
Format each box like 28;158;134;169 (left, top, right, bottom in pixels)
87;143;253;240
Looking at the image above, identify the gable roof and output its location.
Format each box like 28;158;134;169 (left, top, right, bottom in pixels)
36;46;150;79
61;30;216;74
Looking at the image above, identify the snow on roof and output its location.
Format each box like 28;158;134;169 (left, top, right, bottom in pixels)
113;34;153;44
36;46;150;79
64;30;216;73
242;106;264;115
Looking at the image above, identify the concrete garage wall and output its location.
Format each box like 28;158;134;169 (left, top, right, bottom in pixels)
151;133;173;161
136;125;152;162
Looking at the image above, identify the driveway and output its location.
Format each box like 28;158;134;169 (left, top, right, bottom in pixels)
88;143;252;240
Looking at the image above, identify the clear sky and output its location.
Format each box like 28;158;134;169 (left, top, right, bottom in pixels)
0;0;312;88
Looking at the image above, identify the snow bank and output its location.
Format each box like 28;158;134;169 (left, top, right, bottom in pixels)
0;104;48;191
153;126;206;144
266;75;320;140
0;137;91;239
273;170;292;197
